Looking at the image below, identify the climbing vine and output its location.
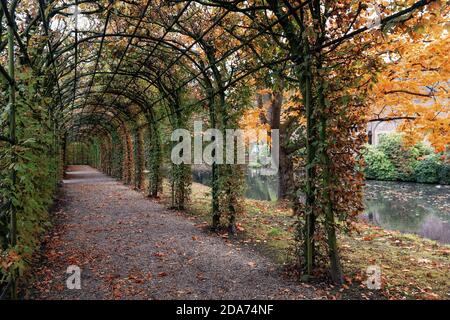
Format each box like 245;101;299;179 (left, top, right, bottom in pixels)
0;66;59;296
0;0;442;298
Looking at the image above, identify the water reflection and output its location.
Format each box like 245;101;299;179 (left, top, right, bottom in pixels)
193;167;279;201
192;168;450;244
245;168;279;201
362;180;450;244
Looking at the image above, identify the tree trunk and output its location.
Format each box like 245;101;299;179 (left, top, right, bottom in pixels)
317;65;343;285
278;144;294;199
301;52;316;280
148;124;161;198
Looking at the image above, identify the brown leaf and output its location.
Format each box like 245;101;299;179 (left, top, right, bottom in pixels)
154;252;166;258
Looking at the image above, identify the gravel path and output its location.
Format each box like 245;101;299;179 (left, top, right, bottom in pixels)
26;165;316;300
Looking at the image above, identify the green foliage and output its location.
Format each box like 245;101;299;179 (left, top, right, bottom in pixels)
414;154;440;183
0;67;60;290
377;133;415;181
66;142;92;165
377;133;404;156
410;142;433;158
147;126;162;197
438;162;450;184
170;163;192;210
363;145;397;180
363;133;449;184
111;134;124;179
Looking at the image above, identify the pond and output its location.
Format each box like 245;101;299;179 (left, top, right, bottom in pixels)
362;180;450;244
192;168;279;201
192;169;450;244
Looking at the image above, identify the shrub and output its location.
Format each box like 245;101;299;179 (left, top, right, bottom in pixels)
377;133;404;157
363;133;449;185
410;142;433;158
438;162;450;185
363;146;397;180
413;154;440;183
377;133;415;181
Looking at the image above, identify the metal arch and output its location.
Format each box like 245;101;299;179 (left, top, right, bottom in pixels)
75;0;154;136
65;112;123;132
82;1;194;138
67;116;136;146
95;0;153;106
73;2;113;140
66;124;114;145
64;112;130;142
58;86;155;118
58;71;159;96
3;0;302;134
60;102;137;129
2;0;385;143
59;94;156;135
71;1;307;134
61;103;130;124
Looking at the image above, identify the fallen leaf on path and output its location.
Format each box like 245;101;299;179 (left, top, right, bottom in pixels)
154;252;166;258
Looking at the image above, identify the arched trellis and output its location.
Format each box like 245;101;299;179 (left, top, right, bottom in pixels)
67;119;116;173
63;98;150;182
0;0;435;299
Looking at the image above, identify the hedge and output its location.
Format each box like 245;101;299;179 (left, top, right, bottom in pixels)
363;133;449;184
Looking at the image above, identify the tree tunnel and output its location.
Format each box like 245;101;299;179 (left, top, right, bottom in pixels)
0;0;439;298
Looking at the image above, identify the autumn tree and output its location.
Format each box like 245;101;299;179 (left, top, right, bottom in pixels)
200;0;440;283
369;4;449;152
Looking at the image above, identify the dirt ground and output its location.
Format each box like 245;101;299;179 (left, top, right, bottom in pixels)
24;165;317;300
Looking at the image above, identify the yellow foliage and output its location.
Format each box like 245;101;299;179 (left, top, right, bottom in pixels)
369;14;450;152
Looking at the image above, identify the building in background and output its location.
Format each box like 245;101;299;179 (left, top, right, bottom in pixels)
367;120;401;145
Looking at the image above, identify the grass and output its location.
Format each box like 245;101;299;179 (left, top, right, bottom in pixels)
159;180;450;300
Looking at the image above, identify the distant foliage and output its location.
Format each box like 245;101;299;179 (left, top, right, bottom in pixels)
369;9;449;153
414;154;440;183
363;146;397;181
438;162;450;185
1;68;60;290
363;133;449;184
